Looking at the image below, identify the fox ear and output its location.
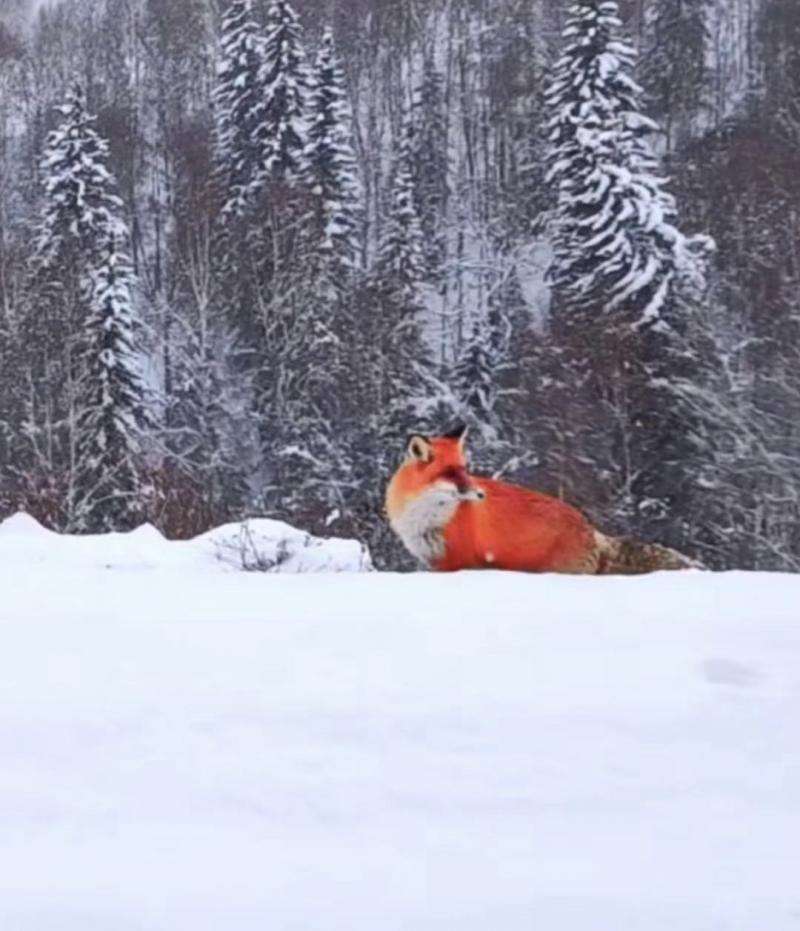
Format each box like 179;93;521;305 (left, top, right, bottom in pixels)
444;423;469;449
407;435;433;463
444;423;469;447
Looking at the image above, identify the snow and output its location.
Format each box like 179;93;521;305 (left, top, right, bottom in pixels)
0;512;371;574
1;514;799;928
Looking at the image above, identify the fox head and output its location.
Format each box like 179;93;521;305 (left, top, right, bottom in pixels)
386;424;483;513
402;424;474;492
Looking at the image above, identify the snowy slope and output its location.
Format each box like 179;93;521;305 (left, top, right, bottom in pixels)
1;516;799;930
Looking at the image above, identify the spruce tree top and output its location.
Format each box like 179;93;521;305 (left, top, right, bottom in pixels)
378;118;426;309
37;83;126;268
258;0;308;181
547;0;664;188
305;26;361;271
545;0;685;325
214;0;266;215
306;28;355;200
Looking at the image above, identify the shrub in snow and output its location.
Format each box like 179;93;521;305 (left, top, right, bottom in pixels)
199;519;373;573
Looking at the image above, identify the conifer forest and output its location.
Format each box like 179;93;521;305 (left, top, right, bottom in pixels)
1;0;799;571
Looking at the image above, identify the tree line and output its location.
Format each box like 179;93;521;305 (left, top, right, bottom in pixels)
1;0;799;571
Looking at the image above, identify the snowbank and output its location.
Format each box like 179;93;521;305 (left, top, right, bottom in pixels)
1;514;799;930
0;511;372;574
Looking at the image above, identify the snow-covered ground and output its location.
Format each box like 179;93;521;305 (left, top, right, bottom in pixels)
1;514;799;930
0;512;372;575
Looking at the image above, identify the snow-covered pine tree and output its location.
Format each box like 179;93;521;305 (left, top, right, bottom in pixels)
257;0;308;183
409;62;449;283
374;114;441;436
213;0;267;217
542;0;713;549
235;3;334;523
160;140;260;536
304;26;361;283
377;117;427;316
258;27;365;532
34;83;148;532
545;0;681;328
0;295;24;505
76;236;148;532
454;318;498;431
36;85;124;273
452;270;531;477
212;1;330;531
211;0;268;351
164;307;256;531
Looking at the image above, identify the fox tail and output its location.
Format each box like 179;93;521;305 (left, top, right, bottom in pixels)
594;532;704;575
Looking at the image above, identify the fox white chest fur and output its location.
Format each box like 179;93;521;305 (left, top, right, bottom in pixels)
388;485;463;565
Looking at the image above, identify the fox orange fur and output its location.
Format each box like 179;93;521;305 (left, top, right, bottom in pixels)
385;427;698;575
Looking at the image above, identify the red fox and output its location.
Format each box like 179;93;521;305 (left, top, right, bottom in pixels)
385;426;699;574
